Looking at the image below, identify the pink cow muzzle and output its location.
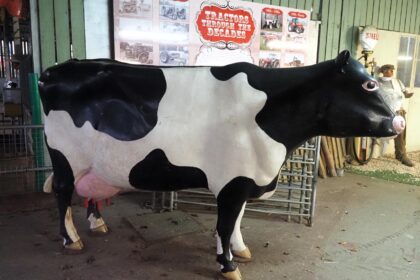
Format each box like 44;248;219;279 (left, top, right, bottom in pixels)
392;115;405;134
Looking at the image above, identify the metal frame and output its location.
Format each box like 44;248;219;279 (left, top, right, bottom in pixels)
0;124;51;194
171;137;321;226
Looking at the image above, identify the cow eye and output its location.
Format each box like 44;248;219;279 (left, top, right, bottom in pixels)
362;80;379;92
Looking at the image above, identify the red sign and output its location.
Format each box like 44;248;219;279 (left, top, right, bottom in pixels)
262;8;282;15
195;5;256;45
288;11;307;18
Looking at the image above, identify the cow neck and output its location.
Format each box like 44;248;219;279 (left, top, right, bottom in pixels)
254;61;335;152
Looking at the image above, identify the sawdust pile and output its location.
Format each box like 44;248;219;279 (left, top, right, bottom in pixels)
349;151;420;178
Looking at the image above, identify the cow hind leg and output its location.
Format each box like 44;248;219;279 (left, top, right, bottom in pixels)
87;199;109;235
47;146;84;252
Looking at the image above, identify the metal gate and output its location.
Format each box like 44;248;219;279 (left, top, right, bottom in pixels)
172;137;321;225
0;124;51;195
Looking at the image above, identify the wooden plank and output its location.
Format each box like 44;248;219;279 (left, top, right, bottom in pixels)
317;0;330;62
330;137;339;169
336;138;344;168
318;150;327;178
38;0;56;70
54;0;71;63
321;136;337;177
70;0;86;59
409;0;418;34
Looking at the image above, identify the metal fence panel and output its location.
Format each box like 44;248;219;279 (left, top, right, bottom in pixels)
0;125;52;195
172;137;320;225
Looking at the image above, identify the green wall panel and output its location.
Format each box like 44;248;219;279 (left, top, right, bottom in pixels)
54;0;70;63
37;0;420;69
70;0;86;59
38;0;55;71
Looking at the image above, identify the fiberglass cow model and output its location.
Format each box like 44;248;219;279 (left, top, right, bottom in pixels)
39;50;404;280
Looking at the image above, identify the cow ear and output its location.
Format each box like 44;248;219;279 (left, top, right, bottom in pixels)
335;50;350;73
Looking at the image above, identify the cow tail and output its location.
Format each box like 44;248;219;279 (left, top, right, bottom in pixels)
43;173;54;193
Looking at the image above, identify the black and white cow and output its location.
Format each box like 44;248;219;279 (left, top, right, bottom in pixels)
39;50;404;280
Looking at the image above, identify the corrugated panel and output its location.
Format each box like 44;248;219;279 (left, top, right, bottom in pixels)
409;0;418;34
54;0;71;63
382;0;392;30
311;0;321;20
38;0;55;71
398;0;407;32
365;0;374;26
358;0;367;27
317;0;330;62
372;0;380;27
394;0;403;30
70;0;86;59
296;0;305;10
340;0;356;55
377;0;385;29
389;0;397;30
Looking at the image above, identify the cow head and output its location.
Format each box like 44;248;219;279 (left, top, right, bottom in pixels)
318;50;403;138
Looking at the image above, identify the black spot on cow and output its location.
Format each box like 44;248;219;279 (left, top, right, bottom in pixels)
129;149;208;191
38;59;167;141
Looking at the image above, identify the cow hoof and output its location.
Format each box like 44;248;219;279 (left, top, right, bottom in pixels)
90;224;109;235
222;268;242;280
62;239;84;254
232;247;252;263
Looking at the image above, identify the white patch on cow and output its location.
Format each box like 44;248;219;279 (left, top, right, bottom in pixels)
44;67;286;197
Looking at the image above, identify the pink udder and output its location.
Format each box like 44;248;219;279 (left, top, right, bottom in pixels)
75;171;120;200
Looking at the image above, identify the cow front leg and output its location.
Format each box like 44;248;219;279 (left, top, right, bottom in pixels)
87;199;109;234
231;202;252;262
48;146;84;252
216;192;246;280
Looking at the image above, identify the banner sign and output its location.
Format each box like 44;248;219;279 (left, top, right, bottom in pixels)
113;0;317;68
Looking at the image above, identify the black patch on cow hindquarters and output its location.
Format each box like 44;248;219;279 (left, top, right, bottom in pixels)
39;60;167;141
128;149;208;191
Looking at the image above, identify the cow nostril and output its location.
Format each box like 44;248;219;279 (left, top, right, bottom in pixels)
392;116;405;134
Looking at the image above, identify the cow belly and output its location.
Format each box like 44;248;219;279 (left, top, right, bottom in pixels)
75;171;121;200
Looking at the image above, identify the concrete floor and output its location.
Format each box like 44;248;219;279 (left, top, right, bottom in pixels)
0;173;419;280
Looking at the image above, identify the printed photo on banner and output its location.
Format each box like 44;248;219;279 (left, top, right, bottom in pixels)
159;0;189;21
117;0;153;18
286;11;308;43
284;51;305;67
113;0;317;67
116;17;154;64
259;51;281;68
